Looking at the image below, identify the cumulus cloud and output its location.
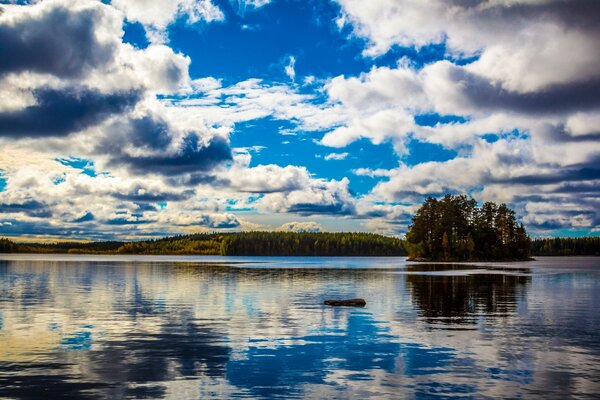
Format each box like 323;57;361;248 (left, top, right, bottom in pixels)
224;164;312;193
0;0;230;178
0;1;119;78
259;177;356;216
278;221;324;233
93;114;232;176
0;0;241;238
336;0;600;87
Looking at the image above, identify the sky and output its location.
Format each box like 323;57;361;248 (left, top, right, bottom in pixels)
0;0;599;240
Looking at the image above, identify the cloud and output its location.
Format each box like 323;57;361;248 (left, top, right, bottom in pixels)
95;115;232;176
324;152;349;161
284;55;296;81
0;0;119;78
0;0;230;180
0;199;51;218
422;61;600;116
225;164;311;193
111;0;224;43
364;137;600;233
260;177;356;216
336;0;600;85
278;221;324;233
168;78;346;134
229;0;273;16
0;87;140;137
199;213;240;228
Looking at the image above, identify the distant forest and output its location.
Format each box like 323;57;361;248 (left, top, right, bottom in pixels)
531;237;600;256
0;232;405;257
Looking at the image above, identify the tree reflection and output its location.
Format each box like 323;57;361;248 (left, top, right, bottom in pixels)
406;265;531;324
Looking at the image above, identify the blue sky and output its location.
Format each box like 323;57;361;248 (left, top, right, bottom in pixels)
1;0;599;239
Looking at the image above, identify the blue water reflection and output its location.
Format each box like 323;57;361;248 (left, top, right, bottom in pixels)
0;255;599;399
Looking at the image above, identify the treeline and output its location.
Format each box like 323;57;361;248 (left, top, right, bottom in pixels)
1;232;599;257
531;237;600;256
406;195;531;261
0;232;405;256
219;232;405;256
116;233;221;255
1;240;125;254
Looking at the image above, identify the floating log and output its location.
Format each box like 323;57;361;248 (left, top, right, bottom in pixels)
324;298;366;307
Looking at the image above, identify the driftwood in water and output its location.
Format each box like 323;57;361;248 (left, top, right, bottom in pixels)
324;298;366;307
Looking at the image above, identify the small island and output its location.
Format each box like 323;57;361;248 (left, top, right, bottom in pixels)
405;195;531;261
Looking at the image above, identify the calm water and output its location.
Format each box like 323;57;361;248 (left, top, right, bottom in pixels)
0;255;599;399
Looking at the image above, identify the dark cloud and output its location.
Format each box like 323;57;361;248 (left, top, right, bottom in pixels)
0;87;140;137
550;182;600;194
445;65;600;115
169;173;231;187
134;203;159;212
288;202;355;216
99;117;232;176
537;124;600;143
525;219;571;231
0;200;51;218
106;217;154;225
479;0;600;33
0;3;116;78
491;168;600;186
112;187;195;202
0;219;104;238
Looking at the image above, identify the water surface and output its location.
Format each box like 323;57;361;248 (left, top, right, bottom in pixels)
0;255;599;399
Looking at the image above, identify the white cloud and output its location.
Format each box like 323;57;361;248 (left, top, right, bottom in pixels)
336;0;600;92
259;177;356;216
324;152;349;161
284;55;296;81
565;113;600;137
225;164;312;193
111;0;224;43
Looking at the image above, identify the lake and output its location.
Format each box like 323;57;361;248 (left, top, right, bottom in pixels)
0;255;599;399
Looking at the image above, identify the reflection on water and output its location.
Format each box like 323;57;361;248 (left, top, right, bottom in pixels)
406;265;530;326
0;256;599;399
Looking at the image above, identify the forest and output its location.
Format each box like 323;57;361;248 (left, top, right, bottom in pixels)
219;231;405;256
0;232;405;256
405;195;531;261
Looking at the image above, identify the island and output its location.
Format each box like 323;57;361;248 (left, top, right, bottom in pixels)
405;195;531;261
